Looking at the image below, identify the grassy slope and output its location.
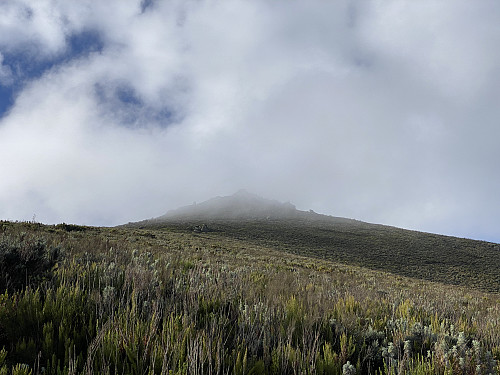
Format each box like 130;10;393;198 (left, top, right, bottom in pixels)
128;214;500;293
1;220;500;374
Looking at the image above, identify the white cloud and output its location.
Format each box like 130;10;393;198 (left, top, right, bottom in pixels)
358;1;500;101
0;1;65;57
0;0;499;242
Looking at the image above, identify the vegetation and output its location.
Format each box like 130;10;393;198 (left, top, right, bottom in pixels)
133;216;500;293
0;219;500;374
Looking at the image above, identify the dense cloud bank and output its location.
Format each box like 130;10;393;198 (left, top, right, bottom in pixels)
0;1;499;241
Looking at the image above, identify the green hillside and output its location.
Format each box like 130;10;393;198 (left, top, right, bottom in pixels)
130;191;500;293
1;194;500;374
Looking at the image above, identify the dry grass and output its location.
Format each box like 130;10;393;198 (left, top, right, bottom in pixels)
0;220;499;374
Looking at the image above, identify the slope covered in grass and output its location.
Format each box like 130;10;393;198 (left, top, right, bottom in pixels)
130;191;500;293
1;220;500;374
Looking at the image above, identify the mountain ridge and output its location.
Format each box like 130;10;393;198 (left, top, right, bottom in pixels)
160;189;297;219
147;190;361;225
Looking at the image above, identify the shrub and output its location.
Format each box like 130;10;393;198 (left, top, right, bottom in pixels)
0;233;60;293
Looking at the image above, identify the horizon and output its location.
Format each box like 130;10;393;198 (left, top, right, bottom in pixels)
1;2;500;244
6;189;499;245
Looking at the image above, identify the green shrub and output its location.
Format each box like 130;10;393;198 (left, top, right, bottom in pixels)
0;233;60;293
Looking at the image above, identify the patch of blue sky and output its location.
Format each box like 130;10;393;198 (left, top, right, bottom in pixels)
140;0;155;13
94;82;178;129
0;30;104;119
115;85;142;107
0;85;14;117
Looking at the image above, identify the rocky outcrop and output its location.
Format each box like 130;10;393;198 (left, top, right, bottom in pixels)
192;224;213;233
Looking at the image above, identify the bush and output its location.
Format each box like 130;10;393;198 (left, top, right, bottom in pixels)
55;223;87;232
0;233;60;293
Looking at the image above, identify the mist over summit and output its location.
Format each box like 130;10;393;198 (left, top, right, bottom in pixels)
158;190;301;220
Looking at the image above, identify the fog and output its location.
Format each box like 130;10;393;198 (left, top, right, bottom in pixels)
0;1;500;242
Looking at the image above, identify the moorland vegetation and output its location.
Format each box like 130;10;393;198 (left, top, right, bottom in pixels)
136;191;500;293
1;217;500;374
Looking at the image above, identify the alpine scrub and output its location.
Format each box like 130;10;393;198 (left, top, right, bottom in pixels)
0;221;499;374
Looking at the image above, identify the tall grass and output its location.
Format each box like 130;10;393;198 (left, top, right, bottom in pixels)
0;221;499;374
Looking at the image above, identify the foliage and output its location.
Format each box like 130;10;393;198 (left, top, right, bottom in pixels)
0;220;499;374
136;216;500;292
0;229;60;293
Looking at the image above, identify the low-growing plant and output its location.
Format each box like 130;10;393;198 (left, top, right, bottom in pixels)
0;232;60;293
0;221;499;374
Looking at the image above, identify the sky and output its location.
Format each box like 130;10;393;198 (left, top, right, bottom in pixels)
1;1;500;242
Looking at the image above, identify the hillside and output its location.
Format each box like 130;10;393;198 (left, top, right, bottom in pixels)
127;191;500;293
1;215;500;373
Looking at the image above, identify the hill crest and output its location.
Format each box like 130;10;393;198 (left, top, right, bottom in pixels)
158;190;301;220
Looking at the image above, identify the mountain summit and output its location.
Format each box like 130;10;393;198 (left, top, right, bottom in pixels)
159;190;299;220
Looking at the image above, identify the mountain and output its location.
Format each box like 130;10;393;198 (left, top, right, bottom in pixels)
4;205;500;374
158;190;300;220
125;191;500;292
149;190;359;224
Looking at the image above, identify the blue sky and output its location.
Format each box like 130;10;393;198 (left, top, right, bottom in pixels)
0;30;103;116
1;1;500;243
